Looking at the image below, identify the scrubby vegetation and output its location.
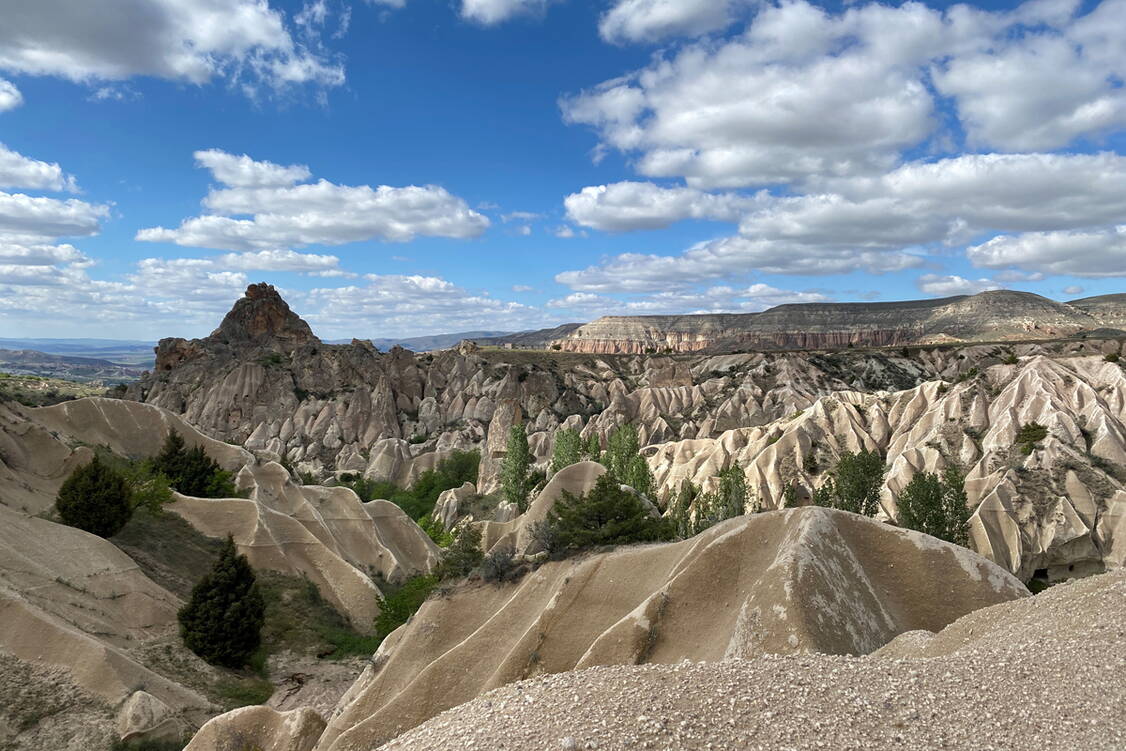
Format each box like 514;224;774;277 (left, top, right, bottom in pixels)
896;466;971;547
55;455;133;537
1015;421;1049;455
152;431;238;498
256;572;380;659
434;525;485;581
603;424;655;497
337;449;479;521
533;474;673;557
375;574;438;640
812;448;887;516
668;465;749;538
178;536;265;669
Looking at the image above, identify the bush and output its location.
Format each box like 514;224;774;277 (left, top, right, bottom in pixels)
480;546;525;583
339;450;479;521
178;536;265;668
55;456;133;537
537;474;673;556
812;449;886;516
896;466;971;547
671;466;748;537
153;431;238;498
1105;353;1120;363
434;525;484;581
374;574;438;639
1015;422;1049;455
417;515;454;547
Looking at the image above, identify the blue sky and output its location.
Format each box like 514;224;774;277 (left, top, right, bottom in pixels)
0;0;1124;339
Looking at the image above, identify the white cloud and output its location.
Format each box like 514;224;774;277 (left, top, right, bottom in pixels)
546;283;831;316
136;149;490;250
0;242;85;266
565;0;1126;188
1063;285;1085;296
460;0;551;25
564;182;759;232
0;191;108;240
0;78;21;111
501;210;542;222
966;226;1126;278
517;225;532;236
0;144;78;192
0;0;344;94
194;149;311;188
512;284;534;292
299;274;560;338
600;0;744;44
915;274;1002;297
553;225;576;239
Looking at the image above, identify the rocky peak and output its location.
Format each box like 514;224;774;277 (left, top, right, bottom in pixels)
210;283;318;351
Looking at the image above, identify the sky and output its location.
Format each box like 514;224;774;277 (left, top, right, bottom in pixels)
0;0;1124;340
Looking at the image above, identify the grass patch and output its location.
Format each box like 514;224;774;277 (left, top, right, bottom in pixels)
111;507;225;599
257;571;380;659
214;674;275;709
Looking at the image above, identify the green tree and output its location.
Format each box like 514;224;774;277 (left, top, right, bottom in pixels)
536;474;673;556
604;424;654;497
812;449;886;516
551;428;583;474
55;455;133;537
152;431;237;499
178;536;265;668
374;575;437;640
434;524;484;581
669;479;699;539
584;432;602;464
500;423;533;511
897;466;971;547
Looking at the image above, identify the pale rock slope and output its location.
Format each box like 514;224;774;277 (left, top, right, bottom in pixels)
649;354;1126;581
0;397;438;628
302;507;1025;750
380;570;1126;751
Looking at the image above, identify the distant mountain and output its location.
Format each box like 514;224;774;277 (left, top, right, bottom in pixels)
471;324;583;349
0;338;155;366
0;348;147;383
328;330;517;352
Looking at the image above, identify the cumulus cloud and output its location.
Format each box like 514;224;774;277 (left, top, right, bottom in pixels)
546;283;831;316
299;274;561;338
136;149;490;250
0;143;78;192
0;191;108;240
1063;285;1085;296
0;78;21;111
0;0;344;94
600;0;744;44
915;274;1002;297
460;0;551;25
564;0;1126;188
564;182;759;232
966;226;1126;278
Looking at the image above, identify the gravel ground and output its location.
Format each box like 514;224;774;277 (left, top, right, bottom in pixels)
380;572;1126;751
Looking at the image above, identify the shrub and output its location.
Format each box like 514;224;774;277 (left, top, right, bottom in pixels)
896;466;971;547
537;474;673;556
55;456;133;537
178;536;265;668
500;424;533;511
153;431;237;498
812;449;886;516
339;450;479;521
374;574;437;639
480;546;525;583
1015;422;1049;455
669;466;748;537
1105;353;1120;363
417;515;454;547
435;525;484;581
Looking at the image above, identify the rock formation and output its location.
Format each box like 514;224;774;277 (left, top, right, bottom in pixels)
550;291;1117;354
379;570;1126;751
312;508;1025;750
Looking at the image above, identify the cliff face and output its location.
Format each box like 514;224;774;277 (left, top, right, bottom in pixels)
552;291;1112;354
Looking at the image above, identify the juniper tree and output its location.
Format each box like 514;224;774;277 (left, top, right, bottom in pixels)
55;455;133;538
178;536;265;668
